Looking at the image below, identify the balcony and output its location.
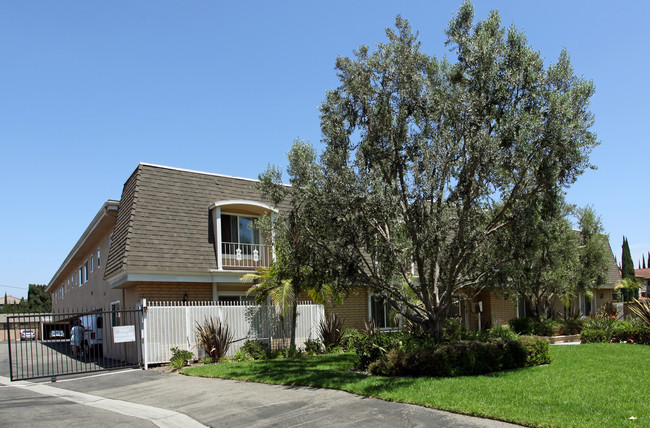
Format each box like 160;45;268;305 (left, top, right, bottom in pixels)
221;242;272;270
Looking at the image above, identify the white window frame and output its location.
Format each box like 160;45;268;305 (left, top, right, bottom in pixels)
220;212;262;245
110;300;121;327
79;267;83;285
368;293;399;330
90;256;94;273
97;248;101;268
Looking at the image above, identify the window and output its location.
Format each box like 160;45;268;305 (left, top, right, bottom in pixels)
97;248;101;268
221;214;260;246
517;296;527;318
217;295;254;304
84;261;89;282
90;256;94;273
111;301;121;327
79;267;83;285
369;295;398;329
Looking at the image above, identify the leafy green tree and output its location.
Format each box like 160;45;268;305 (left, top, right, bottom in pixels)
293;3;597;338
491;200;579;320
247;141;343;347
26;284;51;313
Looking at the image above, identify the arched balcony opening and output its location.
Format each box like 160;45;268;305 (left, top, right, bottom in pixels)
210;200;277;270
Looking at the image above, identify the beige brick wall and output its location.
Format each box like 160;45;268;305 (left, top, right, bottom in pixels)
327;288;369;330
489;291;518;327
135;282;213;303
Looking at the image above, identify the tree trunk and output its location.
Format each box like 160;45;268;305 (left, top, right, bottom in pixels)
290;302;297;348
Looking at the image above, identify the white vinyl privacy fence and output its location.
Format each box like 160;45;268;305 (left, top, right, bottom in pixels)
142;300;325;368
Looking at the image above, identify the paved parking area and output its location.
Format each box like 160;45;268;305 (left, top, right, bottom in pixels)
1;342;520;428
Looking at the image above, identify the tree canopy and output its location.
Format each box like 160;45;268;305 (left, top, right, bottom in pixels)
262;2;599;338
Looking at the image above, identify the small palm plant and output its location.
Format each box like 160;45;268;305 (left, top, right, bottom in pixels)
196;317;234;363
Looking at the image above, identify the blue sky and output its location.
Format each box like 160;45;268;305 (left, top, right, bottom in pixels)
1;1;649;299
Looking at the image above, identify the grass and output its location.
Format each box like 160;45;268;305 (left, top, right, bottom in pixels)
182;344;650;427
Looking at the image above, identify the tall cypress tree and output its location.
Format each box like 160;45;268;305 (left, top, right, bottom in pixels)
621;237;637;300
643;254;647;270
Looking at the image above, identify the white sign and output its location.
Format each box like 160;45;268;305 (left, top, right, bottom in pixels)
113;325;136;343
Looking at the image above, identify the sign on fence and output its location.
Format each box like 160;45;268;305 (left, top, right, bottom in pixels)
113;325;136;343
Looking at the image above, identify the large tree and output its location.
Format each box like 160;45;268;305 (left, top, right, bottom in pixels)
290;3;597;338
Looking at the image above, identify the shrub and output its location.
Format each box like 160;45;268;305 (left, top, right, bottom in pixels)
441;318;480;342
558;318;584;335
608;324;650;345
196;317;234;362
519;336;551;366
535;318;561;336
596;301;617;318
485;326;519;341
170;346;194;370
368;339;530;377
509;317;536;335
580;329;607;343
232;347;253;362
319;312;344;350
584;316;617;337
303;338;323;355
241;340;272;359
281;345;301;358
352;331;408;370
341;328;364;352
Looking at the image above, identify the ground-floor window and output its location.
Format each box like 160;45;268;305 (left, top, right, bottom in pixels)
368;294;399;329
217;294;254;304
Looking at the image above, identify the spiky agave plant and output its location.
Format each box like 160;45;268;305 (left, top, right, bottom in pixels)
319;312;344;350
629;298;650;327
196;317;234;363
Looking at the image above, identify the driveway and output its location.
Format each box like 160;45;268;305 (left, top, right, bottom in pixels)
0;342;520;427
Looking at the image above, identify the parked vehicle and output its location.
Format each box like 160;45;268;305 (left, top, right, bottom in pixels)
20;330;35;340
50;330;65;339
79;314;103;356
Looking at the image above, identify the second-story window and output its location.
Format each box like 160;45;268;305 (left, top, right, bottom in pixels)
84;261;89;282
221;214;260;246
97;248;101;267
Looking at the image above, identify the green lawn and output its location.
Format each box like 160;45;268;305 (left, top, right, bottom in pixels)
182;344;649;427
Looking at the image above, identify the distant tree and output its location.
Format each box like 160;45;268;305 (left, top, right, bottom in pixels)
492;204;608;320
26;284;51;313
621;237;637;300
641;254;650;269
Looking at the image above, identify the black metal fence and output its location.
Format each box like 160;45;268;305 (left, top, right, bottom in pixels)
6;308;143;381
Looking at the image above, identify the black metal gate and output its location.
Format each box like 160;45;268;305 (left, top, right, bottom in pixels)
6;307;143;381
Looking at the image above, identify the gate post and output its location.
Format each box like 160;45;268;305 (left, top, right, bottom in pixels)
7;316;13;381
141;299;148;370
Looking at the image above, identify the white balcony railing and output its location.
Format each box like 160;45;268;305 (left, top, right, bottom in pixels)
221;242;272;269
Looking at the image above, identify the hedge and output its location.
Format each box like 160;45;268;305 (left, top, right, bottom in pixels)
366;336;550;377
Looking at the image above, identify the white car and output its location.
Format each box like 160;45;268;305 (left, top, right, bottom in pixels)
20;330;35;340
50;330;65;339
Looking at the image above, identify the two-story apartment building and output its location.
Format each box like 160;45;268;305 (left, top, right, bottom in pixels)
47;163;379;332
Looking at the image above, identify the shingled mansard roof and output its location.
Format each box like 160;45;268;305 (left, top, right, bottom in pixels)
603;240;622;287
104;163;290;284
